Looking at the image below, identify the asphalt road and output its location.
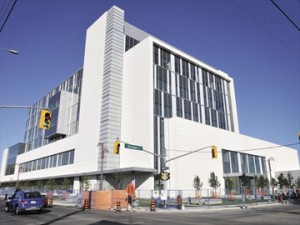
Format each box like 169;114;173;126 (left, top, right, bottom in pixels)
0;200;299;225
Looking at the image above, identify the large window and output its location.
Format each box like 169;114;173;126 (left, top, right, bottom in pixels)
240;153;248;173
184;100;191;120
154;90;162;116
255;156;261;174
222;150;265;176
176;97;183;117
248;155;255;174
230;151;239;173
20;149;75;173
164;93;172;118
222;150;231;173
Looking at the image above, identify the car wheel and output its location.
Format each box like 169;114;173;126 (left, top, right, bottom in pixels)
39;207;43;214
15;206;20;215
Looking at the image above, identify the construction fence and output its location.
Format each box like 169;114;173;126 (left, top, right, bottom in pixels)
1;187;277;209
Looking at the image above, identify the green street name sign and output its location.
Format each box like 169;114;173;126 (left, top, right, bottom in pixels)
125;143;143;151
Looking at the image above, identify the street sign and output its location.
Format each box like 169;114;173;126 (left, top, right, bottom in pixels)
124;143;143;151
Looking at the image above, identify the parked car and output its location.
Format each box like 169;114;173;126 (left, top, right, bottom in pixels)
5;190;44;215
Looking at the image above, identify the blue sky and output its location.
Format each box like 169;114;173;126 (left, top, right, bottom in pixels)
0;0;299;166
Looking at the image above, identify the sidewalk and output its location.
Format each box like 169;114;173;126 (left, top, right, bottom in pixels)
51;199;293;213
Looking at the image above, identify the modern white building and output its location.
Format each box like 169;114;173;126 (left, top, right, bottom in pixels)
1;6;299;194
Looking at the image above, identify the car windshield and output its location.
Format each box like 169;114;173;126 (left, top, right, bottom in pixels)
24;192;41;198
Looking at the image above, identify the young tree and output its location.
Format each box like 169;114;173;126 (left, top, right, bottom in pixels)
255;175;269;194
208;172;220;197
277;173;288;189
270;178;277;189
36;180;44;192
193;175;203;198
62;178;71;191
286;172;294;188
111;172;123;190
81;174;91;191
224;177;234;194
240;175;251;189
46;178;56;192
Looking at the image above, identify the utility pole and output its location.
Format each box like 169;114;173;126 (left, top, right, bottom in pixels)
268;157;275;202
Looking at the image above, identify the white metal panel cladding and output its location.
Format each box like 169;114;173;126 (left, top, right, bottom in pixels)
99;6;124;170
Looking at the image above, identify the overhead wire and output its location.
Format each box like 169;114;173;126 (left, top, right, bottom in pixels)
167;142;299;154
0;0;17;32
270;0;300;31
232;0;299;57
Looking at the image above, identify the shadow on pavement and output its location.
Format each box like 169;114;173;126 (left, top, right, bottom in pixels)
40;208;84;225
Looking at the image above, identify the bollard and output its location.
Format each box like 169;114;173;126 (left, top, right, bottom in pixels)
280;195;283;204
49;198;53;207
116;201;121;212
177;195;182;210
150;199;156;212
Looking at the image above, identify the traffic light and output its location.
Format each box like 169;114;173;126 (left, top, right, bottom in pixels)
298;132;300;141
160;172;170;181
211;145;218;159
39;109;51;129
113;140;120;155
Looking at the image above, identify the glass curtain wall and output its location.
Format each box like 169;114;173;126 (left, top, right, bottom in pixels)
24;69;83;152
222;149;268;193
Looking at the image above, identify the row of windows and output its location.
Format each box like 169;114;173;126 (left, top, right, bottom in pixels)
153;45;232;131
154;77;230;130
19;150;74;173
222;150;267;175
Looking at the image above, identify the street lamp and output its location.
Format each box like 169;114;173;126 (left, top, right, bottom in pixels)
0;48;19;55
268;157;275;202
97;142;109;190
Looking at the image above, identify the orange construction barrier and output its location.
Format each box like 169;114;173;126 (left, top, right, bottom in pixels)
177;195;182;210
116;201;121;212
150;199;156;212
49;198;53;207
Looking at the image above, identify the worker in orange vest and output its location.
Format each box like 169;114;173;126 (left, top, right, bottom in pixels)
125;181;136;211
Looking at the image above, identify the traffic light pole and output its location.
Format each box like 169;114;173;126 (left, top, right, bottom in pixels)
164;145;214;163
139;145;213;163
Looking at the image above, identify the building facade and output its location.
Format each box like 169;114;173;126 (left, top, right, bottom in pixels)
1;6;299;193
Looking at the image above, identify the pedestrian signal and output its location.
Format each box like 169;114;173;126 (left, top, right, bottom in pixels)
212;145;218;159
39;109;51;129
113;140;120;155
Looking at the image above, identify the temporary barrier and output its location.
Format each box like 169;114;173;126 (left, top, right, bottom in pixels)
150;199;156;211
280;195;283;204
177;195;182;210
48;198;53;207
116;201;121;212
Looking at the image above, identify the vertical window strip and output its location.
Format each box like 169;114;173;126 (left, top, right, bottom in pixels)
153;45;232;131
